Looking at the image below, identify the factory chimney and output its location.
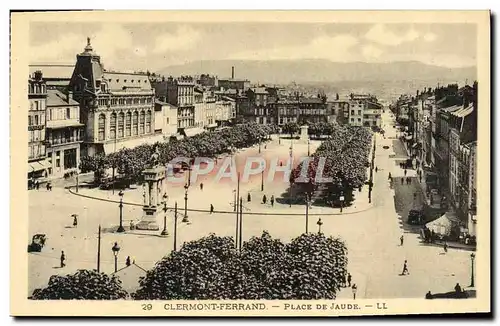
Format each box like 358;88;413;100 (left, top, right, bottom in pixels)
231;66;235;79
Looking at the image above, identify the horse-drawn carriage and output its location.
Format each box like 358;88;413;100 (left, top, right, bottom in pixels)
28;234;47;253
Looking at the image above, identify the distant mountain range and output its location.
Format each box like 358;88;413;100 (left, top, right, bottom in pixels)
159;59;476;85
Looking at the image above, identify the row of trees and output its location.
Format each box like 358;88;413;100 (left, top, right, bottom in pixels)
281;121;339;139
290;125;373;206
79;123;277;184
31;232;348;300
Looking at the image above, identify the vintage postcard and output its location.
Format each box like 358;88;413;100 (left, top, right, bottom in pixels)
10;10;490;316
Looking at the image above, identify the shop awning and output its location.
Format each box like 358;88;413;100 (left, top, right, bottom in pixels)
206;123;218;128
183;127;205;138
425;211;460;236
28;159;51;172
451;104;473;118
46;120;85;129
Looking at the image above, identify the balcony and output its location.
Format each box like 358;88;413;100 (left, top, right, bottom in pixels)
46;136;83;147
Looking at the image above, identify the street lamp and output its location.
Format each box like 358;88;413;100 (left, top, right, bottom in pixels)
470;252;475;287
307;139;310;156
116;190;125;232
75;169;79;193
289;145;293;207
259;137;261;154
317;218;323;234
183;183;189;223
161;193;169;236
339;193;345;213
111;242;120;273
233;189;237;212
305;192;310;234
261;169;264;191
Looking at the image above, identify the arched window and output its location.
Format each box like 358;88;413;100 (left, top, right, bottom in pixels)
132;111;138;135
98;114;106;141
118;112;124;138
125;112;131;137
145;110;152;133
139;111;145;134
110;112;117;139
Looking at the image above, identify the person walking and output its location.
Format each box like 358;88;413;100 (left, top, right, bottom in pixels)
270;195;275;207
443;241;448;253
200;183;204;191
404;169;407;176
126;256;131;267
375;166;378;173
388;172;392;180
247;192;251;202
210;204;214;214
347;273;352;287
72;214;78;228
401;177;404;185
60;251;66;268
262;194;267;204
402;260;409;275
400;235;404;246
454;283;462;294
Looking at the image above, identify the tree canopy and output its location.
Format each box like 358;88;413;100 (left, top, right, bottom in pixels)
133;232;348;300
30;269;128;300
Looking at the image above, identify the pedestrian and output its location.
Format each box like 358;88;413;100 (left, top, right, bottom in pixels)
72;214;78;228
247;192;251;202
60;251;66;268
347;273;352;287
210;204;214;214
35;180;39;190
200;183;204;191
279;161;283;167
351;284;357;300
388;172;392;180
443;242;448;253
406;177;409;185
262;194;267;204
270;195;275;207
375;166;378;173
404;169;407;176
130;220;135;231
401;177;404;185
402;260;409;275
454;283;462;294
126;256;131;267
400;235;404;246
264;144;267;149
419;174;422;182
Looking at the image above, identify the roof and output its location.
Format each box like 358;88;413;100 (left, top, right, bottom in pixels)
441;104;462;113
104;72;152;91
155;100;177;109
46;89;79;106
29;64;74;80
300;97;323;104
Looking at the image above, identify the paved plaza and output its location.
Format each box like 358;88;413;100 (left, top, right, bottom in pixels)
28;112;475;299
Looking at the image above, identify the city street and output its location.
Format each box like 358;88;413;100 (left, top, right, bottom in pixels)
28;112;475;299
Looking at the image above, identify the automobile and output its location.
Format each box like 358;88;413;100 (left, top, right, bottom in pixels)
28;234;47;253
408;209;425;225
383;145;390;149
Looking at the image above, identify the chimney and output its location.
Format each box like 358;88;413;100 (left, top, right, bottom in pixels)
231;66;235;79
34;70;43;81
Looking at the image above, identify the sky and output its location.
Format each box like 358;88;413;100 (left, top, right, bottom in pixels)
29;22;477;72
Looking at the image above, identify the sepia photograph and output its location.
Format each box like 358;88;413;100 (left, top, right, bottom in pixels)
10;10;491;316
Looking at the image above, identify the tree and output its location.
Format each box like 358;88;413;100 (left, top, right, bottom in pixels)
31;269;128;300
282;122;300;138
133;232;348;300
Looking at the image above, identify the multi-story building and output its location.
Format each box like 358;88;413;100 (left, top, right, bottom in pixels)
154;100;178;140
348;99;365;126
298;96;328;124
193;88;206;128
363;100;383;127
217;67;250;91
45;89;84;178
466;141;477;236
28;71;50;180
196;74;217;88
29;64;73;91
272;99;300;126
326;100;350;125
69;38;159;156
215;98;232;126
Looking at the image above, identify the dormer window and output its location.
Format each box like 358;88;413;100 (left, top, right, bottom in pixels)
116;79;119;83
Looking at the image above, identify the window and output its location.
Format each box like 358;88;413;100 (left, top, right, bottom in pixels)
139;111;145;134
35;115;39;125
56;151;61;168
28;116;32;126
66;108;71;119
358;118;361;122
351;118;354;122
351;110;355;115
166;117;169;124
358;110;361;115
98;114;106;141
146;110;151;133
118;112;124;138
132;112;138;135
110;113;117;139
125;112;131;137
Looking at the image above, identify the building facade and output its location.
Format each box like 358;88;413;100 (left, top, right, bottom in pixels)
298;97;328;124
154;100;178;139
155;76;196;131
45;90;84;178
28;71;50;180
466;142;477;236
327;100;350;125
69;38;159;156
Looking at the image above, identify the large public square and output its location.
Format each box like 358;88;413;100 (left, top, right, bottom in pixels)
28;111;475;299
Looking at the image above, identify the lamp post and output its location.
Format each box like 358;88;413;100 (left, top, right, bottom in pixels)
111;242;120;273
307;138;310;156
76;169;79;193
183;183;189;223
470;253;475;287
116;190;125;232
261;169;264;191
340;194;345;213
305;193;310;234
258;137;261;154
289;145;293;207
161;193;169;236
233;189;237;212
173;202;178;251
317;218;323;234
